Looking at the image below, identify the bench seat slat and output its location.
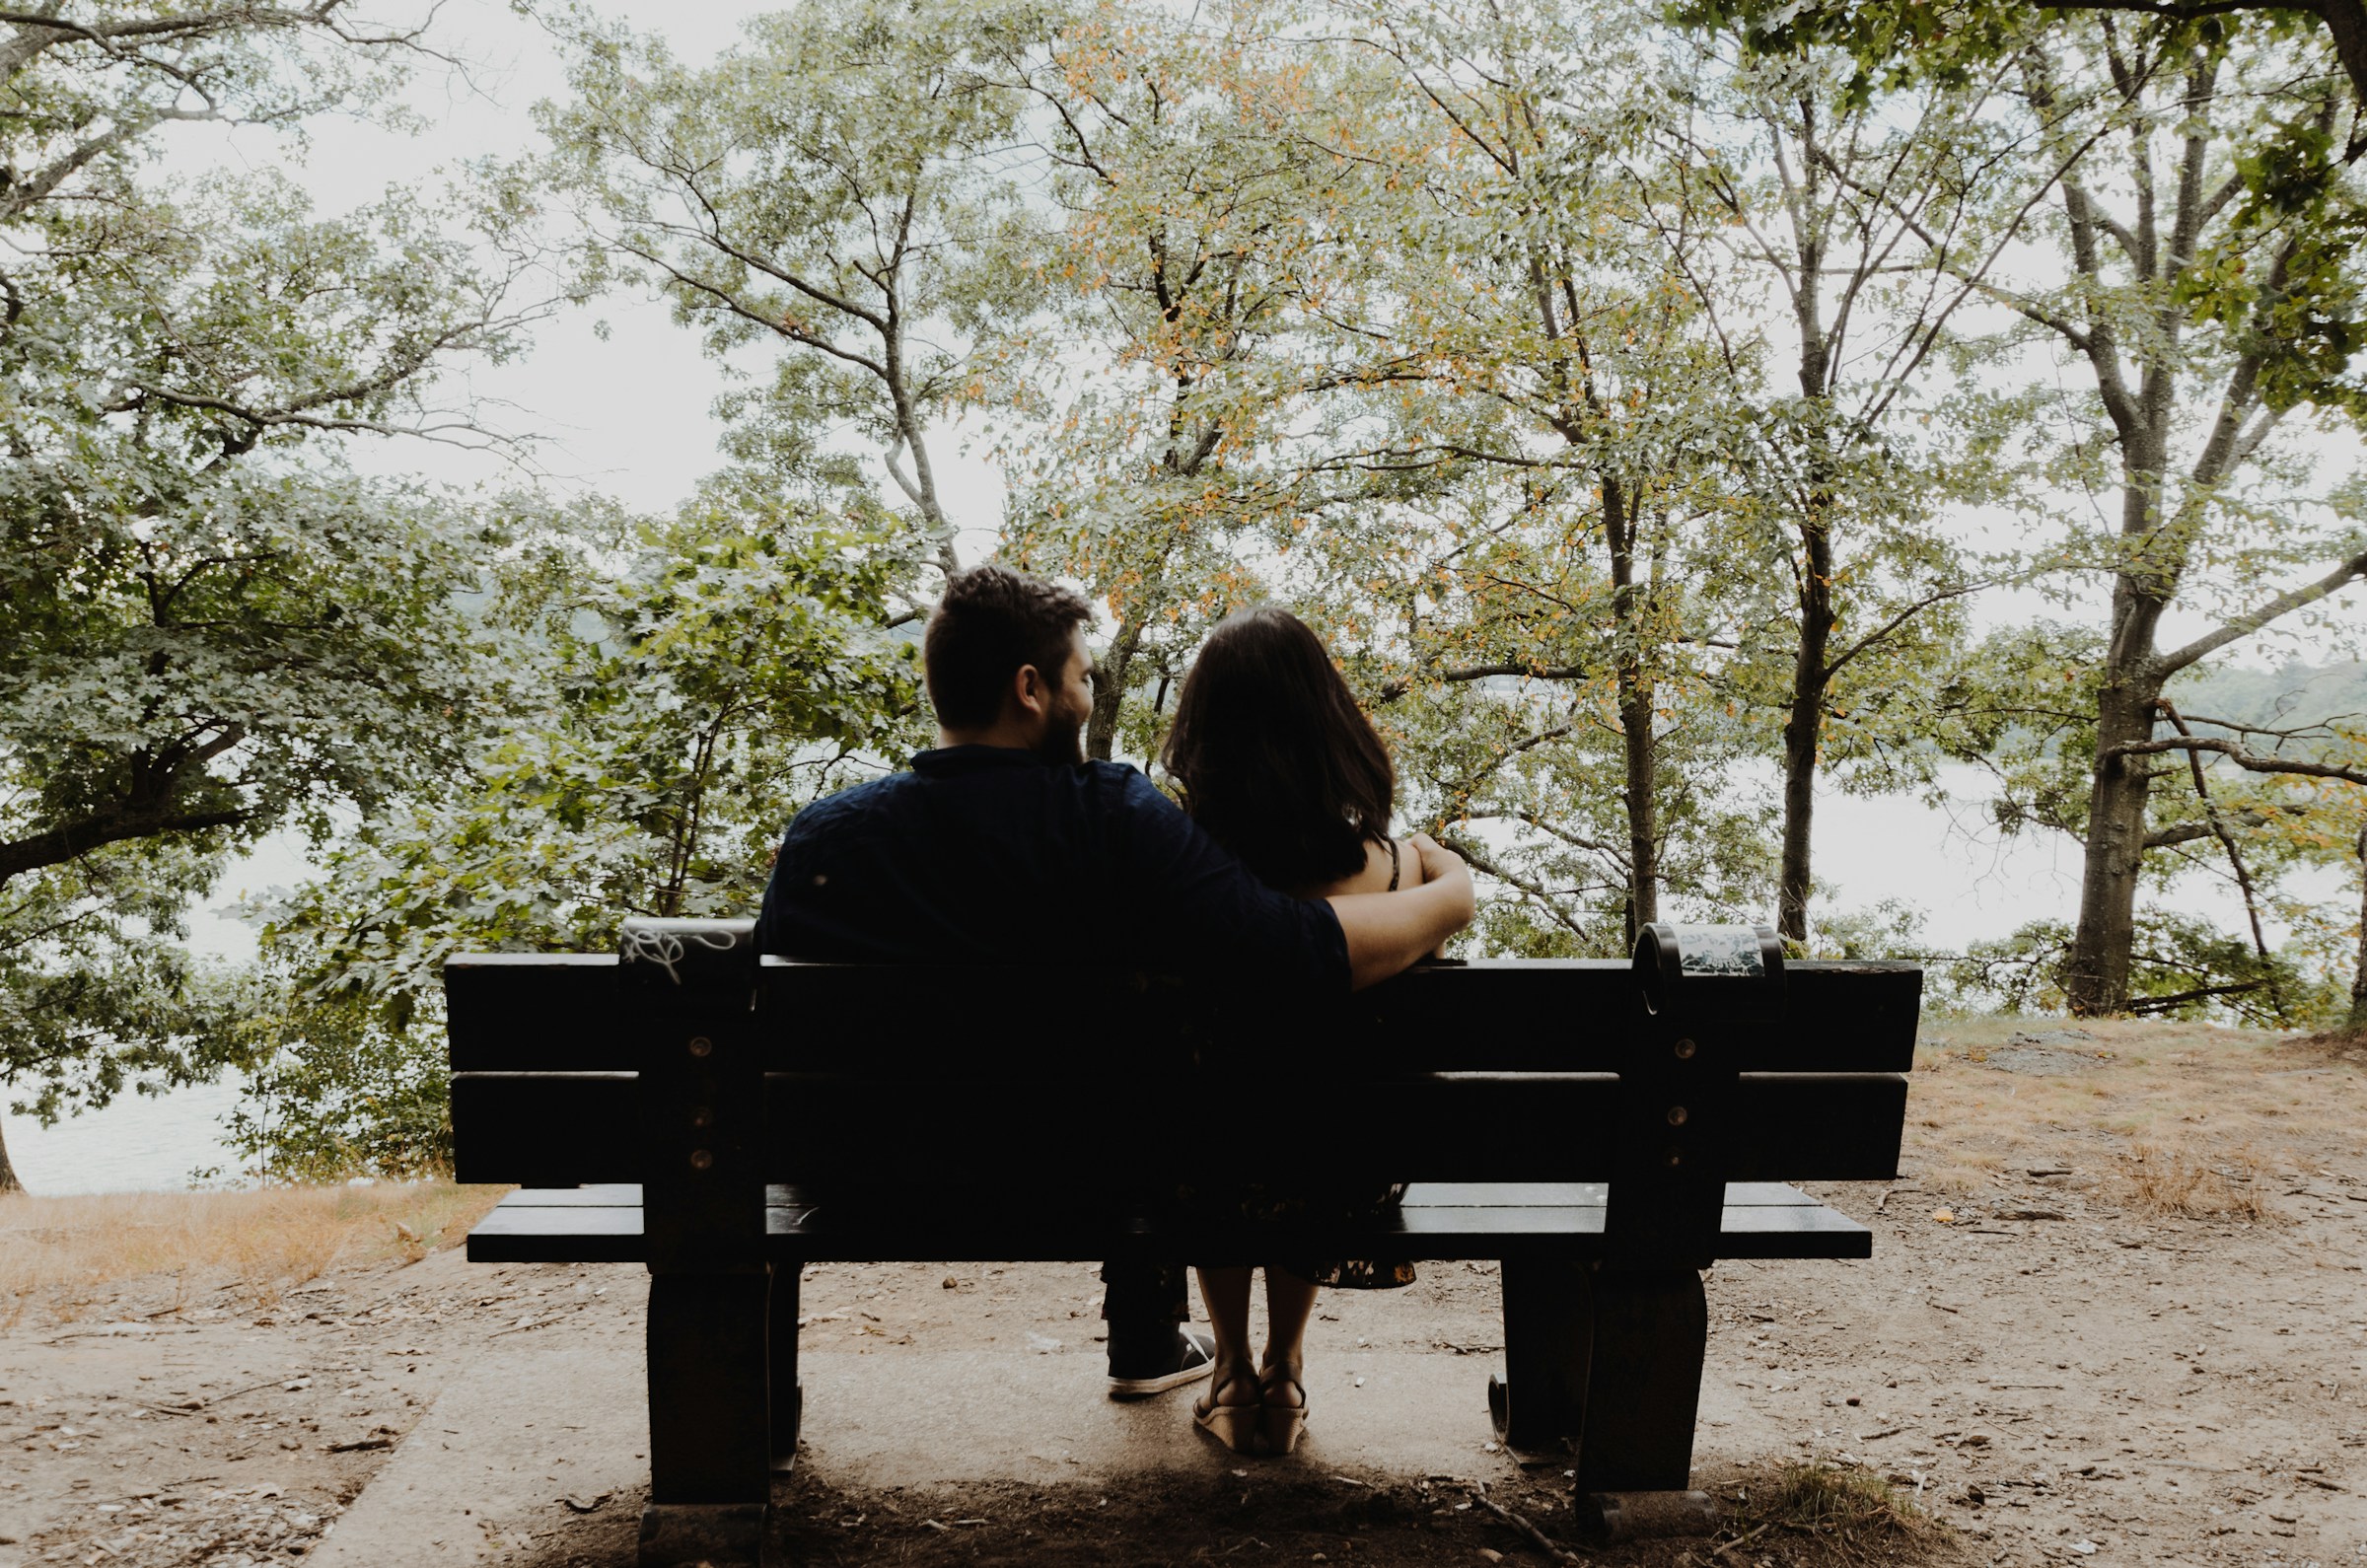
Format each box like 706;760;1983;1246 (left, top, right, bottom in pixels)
463;1183;1872;1264
477;1180;1841;1210
466;1201;644;1263
487;1182;644;1206
450;1071;1907;1187
1407;1180;1825;1207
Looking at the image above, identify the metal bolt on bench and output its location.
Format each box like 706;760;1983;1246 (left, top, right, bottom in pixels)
445;917;1916;1566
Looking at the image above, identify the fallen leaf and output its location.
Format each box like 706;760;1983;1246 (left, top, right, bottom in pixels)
1930;1209;1955;1224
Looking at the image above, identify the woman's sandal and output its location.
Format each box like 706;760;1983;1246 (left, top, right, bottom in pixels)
1258;1365;1309;1457
1193;1368;1263;1455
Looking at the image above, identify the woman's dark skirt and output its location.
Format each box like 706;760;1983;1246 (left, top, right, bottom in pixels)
1171;1179;1417;1289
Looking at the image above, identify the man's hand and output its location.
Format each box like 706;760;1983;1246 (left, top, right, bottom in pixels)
1406;833;1467;891
1402;833;1471;959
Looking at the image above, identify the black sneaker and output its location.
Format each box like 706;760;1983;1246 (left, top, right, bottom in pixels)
1107;1326;1217;1399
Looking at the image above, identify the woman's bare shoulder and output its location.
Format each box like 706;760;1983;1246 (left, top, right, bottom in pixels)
1305;837;1399;899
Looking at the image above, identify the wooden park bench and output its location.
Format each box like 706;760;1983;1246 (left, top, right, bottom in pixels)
444;918;1917;1566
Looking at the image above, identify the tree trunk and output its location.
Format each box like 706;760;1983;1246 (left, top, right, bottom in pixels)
1776;516;1834;945
1605;474;1658;929
1618;680;1659;929
2064;639;2165;1016
2350;820;2367;1032
1775;178;1833;949
2065;391;2177;1014
1086;616;1145;763
0;1116;21;1194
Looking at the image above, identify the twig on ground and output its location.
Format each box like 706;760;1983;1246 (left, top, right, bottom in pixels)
175;1372;335;1412
487;1310;578;1338
1713;1520;1772;1558
1469;1484;1589;1561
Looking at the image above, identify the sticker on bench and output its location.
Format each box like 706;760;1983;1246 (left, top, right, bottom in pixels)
1666;923;1768;978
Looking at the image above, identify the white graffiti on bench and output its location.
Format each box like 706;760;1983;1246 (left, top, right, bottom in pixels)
620;923;743;986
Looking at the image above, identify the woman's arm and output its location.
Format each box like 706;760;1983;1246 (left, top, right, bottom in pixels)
1327;835;1474;989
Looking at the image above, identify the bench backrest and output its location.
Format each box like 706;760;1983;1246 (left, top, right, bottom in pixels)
446;918;1916;1265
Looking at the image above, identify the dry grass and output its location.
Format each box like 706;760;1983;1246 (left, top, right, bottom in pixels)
0;1180;508;1326
1741;1461;1932;1541
2114;1142;2274;1221
1902;1014;2365;1220
2297;1023;2367;1060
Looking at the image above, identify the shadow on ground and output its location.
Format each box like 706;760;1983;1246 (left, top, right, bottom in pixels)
510;1461;1972;1568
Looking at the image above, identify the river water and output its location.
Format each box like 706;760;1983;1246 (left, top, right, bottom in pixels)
2;1079;251;1195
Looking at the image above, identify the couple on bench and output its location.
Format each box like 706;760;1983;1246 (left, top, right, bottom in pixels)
754;565;1475;1458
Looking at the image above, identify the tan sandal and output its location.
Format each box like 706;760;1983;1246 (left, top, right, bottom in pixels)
1258;1365;1309;1457
1193;1368;1262;1455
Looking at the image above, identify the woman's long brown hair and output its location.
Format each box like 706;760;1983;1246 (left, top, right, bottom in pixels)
1161;606;1395;891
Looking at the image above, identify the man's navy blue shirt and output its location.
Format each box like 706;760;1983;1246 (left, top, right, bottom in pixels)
755;746;1350;990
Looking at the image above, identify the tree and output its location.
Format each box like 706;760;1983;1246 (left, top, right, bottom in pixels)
0;842;238;1191
1648;31;2027;942
0;4;549;1188
1676;0;2367;123
2353;815;2367;1026
1981;22;2367;1012
1270;0;1781;946
536;0;1059;590
1683;2;2367;1023
984;0;1405;762
238;483;926;1177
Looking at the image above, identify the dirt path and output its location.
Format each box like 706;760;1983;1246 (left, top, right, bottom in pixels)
0;1017;2359;1567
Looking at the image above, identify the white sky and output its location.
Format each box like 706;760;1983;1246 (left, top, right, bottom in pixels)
171;0;1013;538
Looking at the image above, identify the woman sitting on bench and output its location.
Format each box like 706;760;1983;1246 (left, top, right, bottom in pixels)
1159;606;1460;1457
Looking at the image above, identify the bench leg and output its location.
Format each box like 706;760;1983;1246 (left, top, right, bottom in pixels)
767;1261;802;1475
1490;1254;1592;1453
1570;1267;1707;1493
642;1269;772;1568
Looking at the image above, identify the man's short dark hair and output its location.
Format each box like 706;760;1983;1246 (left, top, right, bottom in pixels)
924;564;1094;731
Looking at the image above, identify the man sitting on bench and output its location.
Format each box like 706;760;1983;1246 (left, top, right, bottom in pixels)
755;564;1474;1397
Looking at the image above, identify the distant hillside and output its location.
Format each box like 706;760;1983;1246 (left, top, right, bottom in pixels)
2166;660;2367;733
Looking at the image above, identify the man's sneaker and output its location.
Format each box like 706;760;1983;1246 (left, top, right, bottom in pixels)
1107;1326;1217;1399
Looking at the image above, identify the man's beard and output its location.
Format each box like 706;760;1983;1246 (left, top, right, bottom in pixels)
1035;706;1088;765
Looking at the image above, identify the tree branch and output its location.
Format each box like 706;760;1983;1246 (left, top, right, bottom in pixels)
2106;734;2367;785
2142;802;2312;846
0;806;252;889
1376;662;1592;703
2158;699;2282;1006
2155;545;2367;676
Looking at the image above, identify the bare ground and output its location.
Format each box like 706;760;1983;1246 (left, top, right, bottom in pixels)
0;1016;2361;1568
